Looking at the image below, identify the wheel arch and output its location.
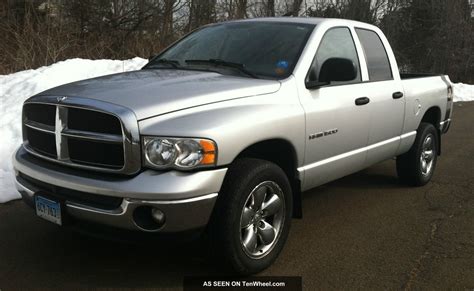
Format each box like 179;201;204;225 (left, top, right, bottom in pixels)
420;106;442;155
233;138;302;219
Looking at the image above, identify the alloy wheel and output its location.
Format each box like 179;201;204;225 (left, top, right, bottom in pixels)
239;181;285;259
420;134;435;176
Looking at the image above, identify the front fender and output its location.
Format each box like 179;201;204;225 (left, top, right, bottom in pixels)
138;87;305;167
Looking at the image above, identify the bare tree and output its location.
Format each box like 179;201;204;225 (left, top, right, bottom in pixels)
290;0;304;16
0;0;472;82
235;0;248;18
188;0;216;30
160;0;175;44
265;0;276;16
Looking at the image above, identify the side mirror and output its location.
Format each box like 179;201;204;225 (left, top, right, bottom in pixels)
306;58;357;89
319;58;357;82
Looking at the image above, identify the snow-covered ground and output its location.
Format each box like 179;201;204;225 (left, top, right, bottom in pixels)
0;59;473;203
0;58;147;203
452;83;474;102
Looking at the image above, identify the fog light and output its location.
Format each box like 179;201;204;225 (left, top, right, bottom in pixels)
151;208;166;225
133;206;166;231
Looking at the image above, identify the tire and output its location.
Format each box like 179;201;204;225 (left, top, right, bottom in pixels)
208;158;293;275
396;122;439;186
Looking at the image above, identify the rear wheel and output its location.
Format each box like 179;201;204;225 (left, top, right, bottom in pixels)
209;158;292;274
396;122;439;186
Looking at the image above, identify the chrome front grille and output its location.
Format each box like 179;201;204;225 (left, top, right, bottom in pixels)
22;96;141;175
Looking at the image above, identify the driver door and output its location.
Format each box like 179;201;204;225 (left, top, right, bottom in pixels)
299;27;371;190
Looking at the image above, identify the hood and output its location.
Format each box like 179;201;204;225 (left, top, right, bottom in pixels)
37;69;281;120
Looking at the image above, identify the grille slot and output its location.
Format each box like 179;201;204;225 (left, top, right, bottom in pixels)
26;127;57;158
68;138;124;168
24;103;56;126
22;100;135;173
68;107;122;135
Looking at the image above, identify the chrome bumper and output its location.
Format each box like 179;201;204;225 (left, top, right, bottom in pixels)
13;146;227;233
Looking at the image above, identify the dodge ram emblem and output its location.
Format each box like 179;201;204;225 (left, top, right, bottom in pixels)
57;96;67;103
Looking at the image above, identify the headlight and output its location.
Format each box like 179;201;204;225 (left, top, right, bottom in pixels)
143;137;217;170
145;138;177;166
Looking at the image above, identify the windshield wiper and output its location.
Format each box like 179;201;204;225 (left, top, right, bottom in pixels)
185;59;259;79
149;58;181;68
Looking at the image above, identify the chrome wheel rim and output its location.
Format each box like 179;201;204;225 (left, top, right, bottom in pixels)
240;181;285;259
420;134;435;176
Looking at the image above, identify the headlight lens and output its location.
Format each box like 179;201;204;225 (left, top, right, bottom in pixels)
144;138;177;167
143;137;216;170
175;139;203;167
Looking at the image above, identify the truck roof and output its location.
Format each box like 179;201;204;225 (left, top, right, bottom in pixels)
225;17;374;28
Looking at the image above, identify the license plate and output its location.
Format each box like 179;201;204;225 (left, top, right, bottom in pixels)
35;195;62;226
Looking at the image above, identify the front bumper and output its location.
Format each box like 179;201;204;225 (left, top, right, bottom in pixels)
13;146;227;233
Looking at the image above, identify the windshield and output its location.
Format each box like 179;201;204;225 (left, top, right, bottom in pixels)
145;21;315;79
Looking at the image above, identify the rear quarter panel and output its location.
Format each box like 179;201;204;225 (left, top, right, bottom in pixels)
401;76;448;131
398;76;449;154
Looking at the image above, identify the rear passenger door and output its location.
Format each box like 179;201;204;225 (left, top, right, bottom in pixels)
354;28;405;165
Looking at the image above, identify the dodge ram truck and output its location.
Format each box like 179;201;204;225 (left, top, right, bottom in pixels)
13;17;453;274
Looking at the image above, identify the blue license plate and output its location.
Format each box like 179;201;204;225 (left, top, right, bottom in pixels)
35;196;62;226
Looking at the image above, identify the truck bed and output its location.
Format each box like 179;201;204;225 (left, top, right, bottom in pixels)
400;73;443;79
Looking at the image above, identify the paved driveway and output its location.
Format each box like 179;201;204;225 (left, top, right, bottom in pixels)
0;102;472;290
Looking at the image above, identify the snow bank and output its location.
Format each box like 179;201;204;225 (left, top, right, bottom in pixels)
0;58;147;203
452;83;474;102
0;58;473;203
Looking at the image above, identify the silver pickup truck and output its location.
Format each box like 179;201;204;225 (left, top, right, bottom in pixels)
13;17;453;274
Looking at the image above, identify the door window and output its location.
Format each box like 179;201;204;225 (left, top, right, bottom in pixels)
307;27;361;85
356;28;393;81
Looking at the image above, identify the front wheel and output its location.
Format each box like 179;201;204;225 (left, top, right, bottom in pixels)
396;122;439;186
208;158;293;274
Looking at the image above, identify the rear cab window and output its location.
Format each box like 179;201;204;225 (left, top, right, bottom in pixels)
355;28;393;81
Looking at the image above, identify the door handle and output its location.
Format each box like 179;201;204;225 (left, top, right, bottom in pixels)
392;91;404;99
355;97;370;106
